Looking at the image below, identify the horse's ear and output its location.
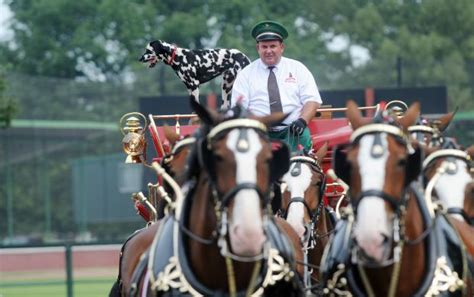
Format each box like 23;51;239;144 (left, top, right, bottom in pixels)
189;95;219;125
315;142;328;162
346;100;369;129
466;145;474;158
163;125;180;147
397;102;420;131
270;140;290;183
405;141;423;186
255;112;289;128
438;108;457;132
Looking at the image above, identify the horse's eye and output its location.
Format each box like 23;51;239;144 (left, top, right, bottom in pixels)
214;154;224;162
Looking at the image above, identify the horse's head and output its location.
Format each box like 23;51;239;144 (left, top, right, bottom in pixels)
338;100;421;263
190;97;290;257
161;125;195;185
422;142;473;223
408;110;456;147
281;143;328;240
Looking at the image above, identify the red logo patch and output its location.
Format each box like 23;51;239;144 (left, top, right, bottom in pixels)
285;72;296;83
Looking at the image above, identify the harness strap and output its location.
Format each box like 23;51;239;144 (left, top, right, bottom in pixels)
354;189;401;213
220;182;268;209
286;197;313;219
447;207;474;225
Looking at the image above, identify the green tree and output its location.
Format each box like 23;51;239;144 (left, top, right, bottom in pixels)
301;0;474;110
0;71;17;128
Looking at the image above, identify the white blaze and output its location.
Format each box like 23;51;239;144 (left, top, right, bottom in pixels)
353;134;392;261
435;159;472;222
227;129;266;256
282;162;312;238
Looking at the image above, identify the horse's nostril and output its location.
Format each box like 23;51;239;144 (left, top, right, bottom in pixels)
380;233;391;248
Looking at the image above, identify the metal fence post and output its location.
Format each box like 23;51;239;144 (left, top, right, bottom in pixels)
65;243;74;297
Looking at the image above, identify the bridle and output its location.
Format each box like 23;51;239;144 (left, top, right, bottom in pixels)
346;123;429;297
183;118;274;262
422;148;474;225
350;124;413;220
281;155;327;247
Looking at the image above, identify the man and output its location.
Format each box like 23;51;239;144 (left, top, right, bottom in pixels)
231;20;322;152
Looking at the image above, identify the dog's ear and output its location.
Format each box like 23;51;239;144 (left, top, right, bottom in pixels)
189;95;218;126
149;40;161;51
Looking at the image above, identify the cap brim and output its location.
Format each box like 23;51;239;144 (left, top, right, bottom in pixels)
256;33;283;42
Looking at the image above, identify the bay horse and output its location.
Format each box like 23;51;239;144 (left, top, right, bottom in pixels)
422;141;474;295
279;143;336;292
321;100;468;296
127;99;304;296
408;110;456;147
110;131;196;297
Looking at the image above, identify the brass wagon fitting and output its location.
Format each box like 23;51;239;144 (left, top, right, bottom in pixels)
385;100;408;118
120;112;148;164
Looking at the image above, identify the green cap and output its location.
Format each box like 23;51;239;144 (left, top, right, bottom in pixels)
251;20;288;42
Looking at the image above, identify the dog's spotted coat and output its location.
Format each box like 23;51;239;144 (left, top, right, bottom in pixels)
140;40;250;108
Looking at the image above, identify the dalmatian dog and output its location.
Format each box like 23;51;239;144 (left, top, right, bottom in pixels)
139;40;251;109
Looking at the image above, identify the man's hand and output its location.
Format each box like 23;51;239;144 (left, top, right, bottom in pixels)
290;118;307;136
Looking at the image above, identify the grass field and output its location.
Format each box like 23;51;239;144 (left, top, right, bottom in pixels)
0;244;121;296
0;277;116;297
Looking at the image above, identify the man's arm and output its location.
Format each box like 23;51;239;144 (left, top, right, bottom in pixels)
300;101;320;124
230;69;250;108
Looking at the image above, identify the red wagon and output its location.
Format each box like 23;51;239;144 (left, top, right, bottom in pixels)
120;103;382;219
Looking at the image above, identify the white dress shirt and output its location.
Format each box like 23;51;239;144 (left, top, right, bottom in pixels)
231;57;322;128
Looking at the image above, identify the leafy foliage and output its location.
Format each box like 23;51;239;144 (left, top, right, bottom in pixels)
1;0;473;242
301;0;474;110
0;71;17;128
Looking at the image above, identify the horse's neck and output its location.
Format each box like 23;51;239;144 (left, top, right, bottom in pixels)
188;174;216;238
309;210;332;277
397;192;426;295
466;201;474;219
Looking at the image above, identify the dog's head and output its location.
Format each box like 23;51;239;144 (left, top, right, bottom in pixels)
139;40;163;68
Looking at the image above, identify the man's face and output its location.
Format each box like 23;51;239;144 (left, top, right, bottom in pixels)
256;40;284;66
